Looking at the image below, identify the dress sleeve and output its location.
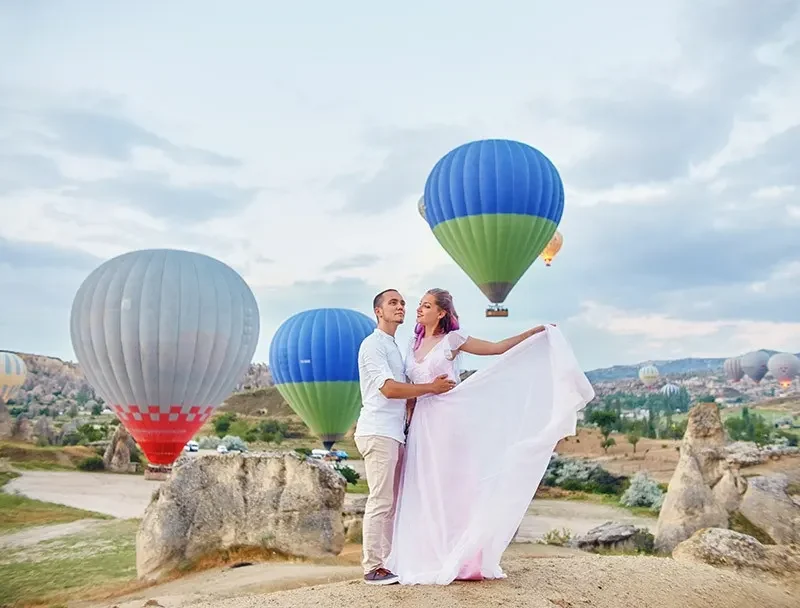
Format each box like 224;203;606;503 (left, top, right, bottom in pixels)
443;330;469;361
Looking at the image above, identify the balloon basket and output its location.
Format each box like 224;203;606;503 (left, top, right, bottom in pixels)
144;464;172;481
485;306;508;318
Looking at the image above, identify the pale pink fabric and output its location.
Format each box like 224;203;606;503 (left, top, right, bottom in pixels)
385;326;594;585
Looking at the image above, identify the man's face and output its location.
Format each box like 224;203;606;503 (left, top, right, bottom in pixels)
376;291;406;324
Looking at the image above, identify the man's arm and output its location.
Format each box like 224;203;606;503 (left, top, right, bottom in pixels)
360;341;455;400
379;378;453;399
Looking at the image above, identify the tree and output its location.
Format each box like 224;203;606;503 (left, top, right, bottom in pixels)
587;409;618;443
212;412;237;437
601;437;616;454
91;403;103;416
626;429;642;453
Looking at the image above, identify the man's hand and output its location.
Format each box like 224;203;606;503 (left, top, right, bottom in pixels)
429;374;457;394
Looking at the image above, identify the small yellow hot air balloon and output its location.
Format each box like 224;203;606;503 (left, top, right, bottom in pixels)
540;230;563;267
0;352;27;403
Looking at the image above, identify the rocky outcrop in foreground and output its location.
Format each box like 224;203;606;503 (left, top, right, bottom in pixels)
136;452;347;581
673;528;800;579
654;402;800;553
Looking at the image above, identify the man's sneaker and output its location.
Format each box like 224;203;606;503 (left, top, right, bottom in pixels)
364;567;399;585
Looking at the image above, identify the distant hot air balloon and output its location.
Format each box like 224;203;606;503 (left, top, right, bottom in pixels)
422;139;564;318
767;352;800;388
0;352;27;403
417;194;426;221
269;308;375;450
741;350;769;383
70;249;259;472
660;383;680;397
639;364;659;387
724;357;744;383
540;230;563;267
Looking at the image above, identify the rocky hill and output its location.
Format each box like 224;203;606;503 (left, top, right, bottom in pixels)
2;352;275;416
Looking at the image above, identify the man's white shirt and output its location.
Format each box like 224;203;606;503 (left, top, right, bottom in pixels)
354;328;408;444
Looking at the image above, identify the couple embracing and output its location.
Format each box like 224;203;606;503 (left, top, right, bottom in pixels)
353;288;595;586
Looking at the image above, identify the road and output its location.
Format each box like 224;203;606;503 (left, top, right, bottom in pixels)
5;468;655;542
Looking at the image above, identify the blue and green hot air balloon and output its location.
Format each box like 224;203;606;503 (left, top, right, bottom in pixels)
423;138;565;316
269;308;376;449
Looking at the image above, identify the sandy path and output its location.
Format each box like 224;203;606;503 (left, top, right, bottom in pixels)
185;554;798;608
518;499;655;541
4;470;157;518
5;471;655;545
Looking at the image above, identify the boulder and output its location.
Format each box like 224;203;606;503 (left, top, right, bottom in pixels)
737;474;800;545
136;451;346;581
673;528;800;578
568;521;654;554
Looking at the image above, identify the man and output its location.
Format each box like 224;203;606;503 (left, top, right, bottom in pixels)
354;288;456;585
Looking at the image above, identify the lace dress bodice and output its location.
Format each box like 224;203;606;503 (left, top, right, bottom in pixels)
404;330;468;385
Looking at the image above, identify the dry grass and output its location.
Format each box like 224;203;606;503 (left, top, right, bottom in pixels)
555;429;681;483
0;441;96;471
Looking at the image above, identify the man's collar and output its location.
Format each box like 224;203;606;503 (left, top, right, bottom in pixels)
375;327;397;342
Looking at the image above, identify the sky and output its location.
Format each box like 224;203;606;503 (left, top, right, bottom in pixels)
1;0;800;372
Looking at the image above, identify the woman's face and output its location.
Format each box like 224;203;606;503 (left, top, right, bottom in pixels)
416;293;443;328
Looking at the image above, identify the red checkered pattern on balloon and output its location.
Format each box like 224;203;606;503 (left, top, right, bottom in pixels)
113;404;215;424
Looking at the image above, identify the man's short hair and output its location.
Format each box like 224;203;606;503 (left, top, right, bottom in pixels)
373;288;400;310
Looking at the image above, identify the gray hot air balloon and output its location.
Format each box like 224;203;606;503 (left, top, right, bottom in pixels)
418;194;426;222
723;357;744;382
660;383;679;396
767;352;800;388
741;350;769;383
70;249;259;470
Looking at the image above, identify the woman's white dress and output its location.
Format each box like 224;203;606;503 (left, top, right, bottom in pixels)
385;326;594;585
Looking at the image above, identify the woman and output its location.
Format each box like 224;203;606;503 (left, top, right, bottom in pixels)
385;288;594;585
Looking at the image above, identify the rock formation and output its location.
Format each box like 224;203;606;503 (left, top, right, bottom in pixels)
103;424;135;472
655;401;800;553
342;495;366;543
0;402;12;440
568;521;654;554
673;528;800;579
12;415;34;442
136;451;346;581
32;416;56;445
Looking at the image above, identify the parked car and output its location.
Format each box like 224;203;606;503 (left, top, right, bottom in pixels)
184;440;199;452
216;444;229;454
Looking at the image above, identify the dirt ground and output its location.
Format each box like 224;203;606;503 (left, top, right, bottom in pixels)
173;550;797;608
554;428;800;484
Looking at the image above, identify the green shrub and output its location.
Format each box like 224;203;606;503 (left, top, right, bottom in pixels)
77;455;105;471
336;464;360;486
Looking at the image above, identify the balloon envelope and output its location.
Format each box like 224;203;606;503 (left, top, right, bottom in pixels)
638;364;659;387
660;383;679;396
0;352;27;403
423;139;564;304
269;308;375;449
417;194;426;221
724;357;744;382
741;351;769;383
767;352;800;387
70;249;259;465
540;230;563;267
